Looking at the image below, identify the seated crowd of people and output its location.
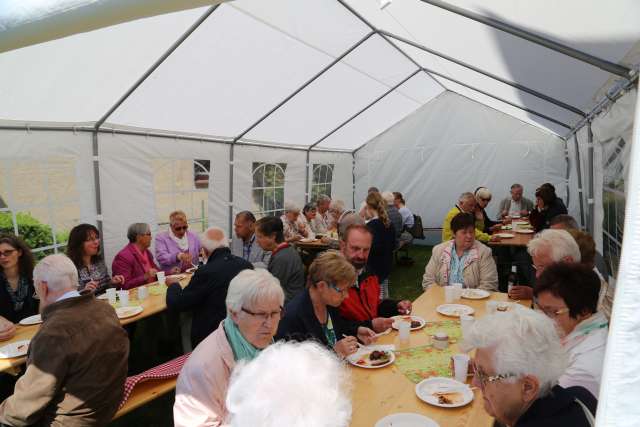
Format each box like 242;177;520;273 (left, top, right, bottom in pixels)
0;183;615;426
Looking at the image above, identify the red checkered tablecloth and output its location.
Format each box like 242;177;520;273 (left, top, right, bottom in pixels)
119;352;191;408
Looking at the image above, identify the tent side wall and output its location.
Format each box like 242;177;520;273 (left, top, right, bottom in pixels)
354;91;568;237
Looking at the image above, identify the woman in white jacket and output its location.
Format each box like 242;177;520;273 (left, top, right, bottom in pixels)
533;262;608;398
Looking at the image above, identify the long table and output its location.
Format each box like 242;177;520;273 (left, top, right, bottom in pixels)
0;274;192;374
349;286;530;427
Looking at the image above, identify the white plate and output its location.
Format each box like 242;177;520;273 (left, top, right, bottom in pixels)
0;340;30;358
375;413;440;427
495;302;516;313
391;315;426;331
96;293;109;300
495;233;514;238
436;304;475;317
115;305;144;319
166;274;187;281
18;314;42;326
347;348;395;369
299;238;314;243
460;289;490;300
186;267;197;274
512;221;528;226
415;377;474;408
516;229;534;234
500;225;512;230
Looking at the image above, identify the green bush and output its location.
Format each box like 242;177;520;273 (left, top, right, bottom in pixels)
0;212;55;254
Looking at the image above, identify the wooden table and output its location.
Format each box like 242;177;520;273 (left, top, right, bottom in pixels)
488;231;534;247
113;377;177;419
293;239;331;251
349;286;530;427
0;274;192;374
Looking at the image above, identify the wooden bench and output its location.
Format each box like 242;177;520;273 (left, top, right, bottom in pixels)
113;377;177;419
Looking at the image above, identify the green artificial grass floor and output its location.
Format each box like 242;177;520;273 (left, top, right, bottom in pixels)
110;244;433;426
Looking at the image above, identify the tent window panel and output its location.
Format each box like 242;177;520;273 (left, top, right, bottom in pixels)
0;157;81;258
601;136;627;279
152;158;210;233
311;164;334;202
252;162;286;218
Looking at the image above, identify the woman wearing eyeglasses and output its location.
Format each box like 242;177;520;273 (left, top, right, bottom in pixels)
474;187;502;234
463;307;597;427
0;234;37;339
155;211;201;273
276;250;376;358
112;223;178;289
534;262;607;399
66;224;125;292
174;268;285;427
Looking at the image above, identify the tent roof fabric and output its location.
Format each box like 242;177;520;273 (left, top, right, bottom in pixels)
0;0;638;150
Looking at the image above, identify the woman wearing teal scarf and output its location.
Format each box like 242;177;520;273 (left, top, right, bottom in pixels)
174;269;285;427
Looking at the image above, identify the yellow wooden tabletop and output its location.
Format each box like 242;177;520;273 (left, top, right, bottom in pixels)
0;274;192;374
349;286;530;427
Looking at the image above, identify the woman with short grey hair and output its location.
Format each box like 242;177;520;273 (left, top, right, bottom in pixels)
112;223;178;289
463;308;596;427
281;201;311;242
174;269;285;427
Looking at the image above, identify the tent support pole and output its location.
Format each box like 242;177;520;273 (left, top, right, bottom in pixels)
351;152;356;210
418;69;572;129
228;143;235;237
95;4;220;129
587;122;596;235
91;131;104;240
305;150;310;204
573;134;587;228
417;0;631;78
233;30;376;142
309;69;421;149
380;30;586;117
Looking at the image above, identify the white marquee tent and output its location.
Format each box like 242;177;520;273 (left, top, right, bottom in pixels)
0;1;639;425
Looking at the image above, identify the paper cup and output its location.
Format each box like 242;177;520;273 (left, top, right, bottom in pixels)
106;288;117;305
444;286;456;303
117;290;129;307
460;314;475;338
451;283;463;300
453;353;470;383
486;300;498;314
156;271;166;285
137;286;148;300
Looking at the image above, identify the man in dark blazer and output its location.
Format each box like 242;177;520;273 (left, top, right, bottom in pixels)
166;227;252;348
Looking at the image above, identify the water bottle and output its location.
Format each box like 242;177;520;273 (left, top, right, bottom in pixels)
507;265;518;295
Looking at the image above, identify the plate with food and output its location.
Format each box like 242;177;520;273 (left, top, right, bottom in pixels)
115;306;144;319
347;348;395;369
512;220;528;226
461;289;490;300
415;377;474;408
391;315;426;331
18;314;42;326
186;267;198;274
436;304;475;318
516;229;534;234
299;238;314;243
500;225;512;230
495;233;515;239
0;340;30;359
495;302;515;312
374;413;440;427
96;293;109;300
167;274;187;281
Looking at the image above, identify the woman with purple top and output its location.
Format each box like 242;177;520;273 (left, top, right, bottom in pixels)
155;211;202;272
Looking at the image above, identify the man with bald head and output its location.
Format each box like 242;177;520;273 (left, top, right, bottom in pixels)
167;227;253;347
0;254;129;426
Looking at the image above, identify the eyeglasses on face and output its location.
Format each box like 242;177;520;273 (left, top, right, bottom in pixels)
241;307;284;322
172;225;188;231
473;362;517;388
327;282;350;295
533;298;570;318
0;249;17;258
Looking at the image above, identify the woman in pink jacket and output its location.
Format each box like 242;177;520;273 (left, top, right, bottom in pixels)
154;211;201;272
111;223;178;289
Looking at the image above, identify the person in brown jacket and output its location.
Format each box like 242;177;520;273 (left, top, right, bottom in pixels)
0;254;129;426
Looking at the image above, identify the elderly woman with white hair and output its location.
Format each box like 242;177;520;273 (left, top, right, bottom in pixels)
463;308;597;427
280;201;311;242
474;187;502;234
327;199;350;232
166;227;253;348
155;210;201;272
226;341;351;427
442;192;494;243
173;268;285;427
508;229;581;301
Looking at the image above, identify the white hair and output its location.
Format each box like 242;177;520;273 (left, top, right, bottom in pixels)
226;341;352;427
316;195;331;205
33;254;79;293
329;199;345;212
475;187;492;200
461;308;567;397
226;269;284;315
381;191;394;204
458;192;475;203
527;229;581;263
284;201;300;213
200;226;228;252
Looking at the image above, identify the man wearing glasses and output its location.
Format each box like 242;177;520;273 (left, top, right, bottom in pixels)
462;308;596;427
155;210;202;272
